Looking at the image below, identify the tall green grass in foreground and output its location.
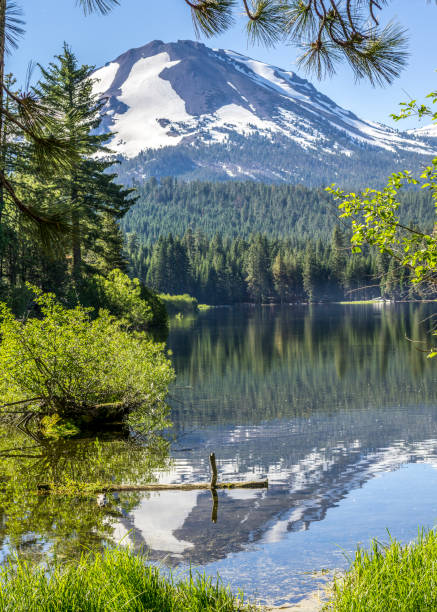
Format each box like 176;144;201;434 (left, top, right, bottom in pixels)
326;530;437;611
0;548;255;611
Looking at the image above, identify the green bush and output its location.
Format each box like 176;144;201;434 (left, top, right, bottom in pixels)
90;269;168;330
0;289;174;429
0;547;255;611
327;530;437;611
139;282;168;328
159;293;199;315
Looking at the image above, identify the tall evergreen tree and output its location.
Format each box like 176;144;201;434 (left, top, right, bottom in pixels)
245;235;272;303
303;243;318;302
272;253;288;303
146;237;169;292
34;44;134;287
329;226;347;293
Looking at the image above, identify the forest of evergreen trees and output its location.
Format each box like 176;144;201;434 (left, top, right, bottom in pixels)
0;46;164;326
126;228;427;305
121;177;435;242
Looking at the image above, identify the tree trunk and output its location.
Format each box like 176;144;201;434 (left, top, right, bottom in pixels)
0;0;5;156
71;184;81;286
0;0;6;242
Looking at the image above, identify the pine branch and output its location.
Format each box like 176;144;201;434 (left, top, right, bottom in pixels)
76;0;120;15
4;0;24;54
246;1;288;46
185;0;235;37
0;170;68;230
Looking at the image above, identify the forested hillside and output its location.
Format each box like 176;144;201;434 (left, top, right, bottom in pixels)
125;229;425;305
121;177;435;243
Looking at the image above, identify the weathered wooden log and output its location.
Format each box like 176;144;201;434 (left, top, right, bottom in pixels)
210;452;218;488
101;480;267;491
37;480;268;493
36;452;268;494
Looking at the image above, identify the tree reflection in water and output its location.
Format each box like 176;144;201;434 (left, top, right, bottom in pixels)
0;424;170;563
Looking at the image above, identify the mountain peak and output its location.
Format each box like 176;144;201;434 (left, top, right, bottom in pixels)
92;40;436;184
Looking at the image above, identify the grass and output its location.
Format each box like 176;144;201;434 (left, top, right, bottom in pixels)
325;529;437;611
159;293;199;315
160;294;211;315
338;300;382;305
0;547;256;611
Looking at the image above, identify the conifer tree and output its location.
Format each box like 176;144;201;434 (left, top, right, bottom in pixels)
34;44;134;287
303;243;317;302
272;252;288;303
245;235;272;303
91;212;127;275
375;251;390;298
146;237;169;292
0;1;76;231
329;226;347;295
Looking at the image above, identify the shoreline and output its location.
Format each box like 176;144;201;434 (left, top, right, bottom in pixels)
265;591;326;612
187;299;437;309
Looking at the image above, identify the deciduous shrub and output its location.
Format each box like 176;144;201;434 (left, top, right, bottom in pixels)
90;269;168;330
0;289;174;430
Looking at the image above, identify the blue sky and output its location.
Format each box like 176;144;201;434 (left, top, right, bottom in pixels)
8;1;437;129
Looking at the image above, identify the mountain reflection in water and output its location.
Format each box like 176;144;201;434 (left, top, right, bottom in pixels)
0;304;436;605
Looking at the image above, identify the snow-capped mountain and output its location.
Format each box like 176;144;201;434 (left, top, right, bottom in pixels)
409;123;437;139
93;40;437;185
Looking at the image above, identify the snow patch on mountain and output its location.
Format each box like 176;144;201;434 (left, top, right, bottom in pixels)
102;53;189;155
91;40;437;163
408;123;437;139
93;62;119;96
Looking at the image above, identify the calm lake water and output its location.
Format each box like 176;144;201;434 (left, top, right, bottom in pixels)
1;303;437;606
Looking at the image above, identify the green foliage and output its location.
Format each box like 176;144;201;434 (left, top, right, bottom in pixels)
127;230;428;306
245;235;272;303
0;424;170;560
0;288;174;428
33;44;135;285
327;530;437;612
92;268;157;330
140;283;169;328
328;171;437;287
0;547;255;611
159;293;199;315
0;48;170;333
329;88;437;356
121;178;435;242
40;414;80;439
0;30;79;233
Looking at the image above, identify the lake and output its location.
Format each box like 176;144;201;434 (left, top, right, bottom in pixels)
1;303;436;606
